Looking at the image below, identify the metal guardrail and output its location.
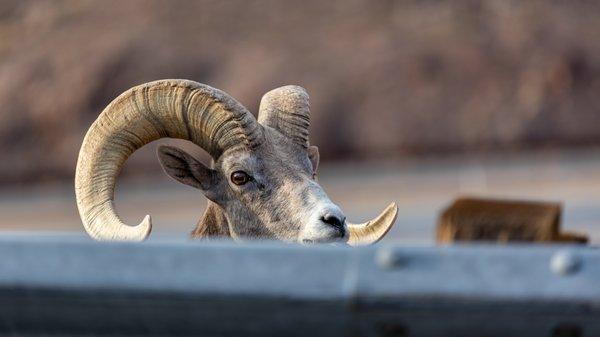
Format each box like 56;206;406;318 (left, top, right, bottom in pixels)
0;236;597;336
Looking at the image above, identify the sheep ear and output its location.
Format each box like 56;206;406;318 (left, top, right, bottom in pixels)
157;145;218;191
308;145;319;174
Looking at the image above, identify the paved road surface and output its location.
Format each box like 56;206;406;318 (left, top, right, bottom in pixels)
1;148;599;244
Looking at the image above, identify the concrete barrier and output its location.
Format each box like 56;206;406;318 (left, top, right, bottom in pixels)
0;236;596;336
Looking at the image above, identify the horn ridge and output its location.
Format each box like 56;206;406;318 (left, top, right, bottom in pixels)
75;79;261;241
258;85;310;149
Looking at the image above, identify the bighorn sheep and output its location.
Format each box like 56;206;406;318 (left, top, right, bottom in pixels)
75;80;397;245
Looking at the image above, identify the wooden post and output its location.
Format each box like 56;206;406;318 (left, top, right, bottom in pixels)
437;197;588;244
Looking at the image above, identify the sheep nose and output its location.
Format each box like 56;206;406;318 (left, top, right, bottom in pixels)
321;213;346;236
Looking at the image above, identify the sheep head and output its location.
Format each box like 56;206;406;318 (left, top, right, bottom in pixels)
75;80;397;245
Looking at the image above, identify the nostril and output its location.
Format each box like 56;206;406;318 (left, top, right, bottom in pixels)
321;213;346;234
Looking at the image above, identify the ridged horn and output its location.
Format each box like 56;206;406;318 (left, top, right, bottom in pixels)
258;85;310;148
347;202;398;246
75;79;262;241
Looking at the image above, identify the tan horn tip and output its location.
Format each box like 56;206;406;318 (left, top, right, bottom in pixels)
93;214;152;242
132;214;153;241
140;214;152;233
346;202;398;246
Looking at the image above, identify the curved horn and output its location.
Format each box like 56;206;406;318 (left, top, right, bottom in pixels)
258;85;310;148
75;79;262;241
347;202;398;246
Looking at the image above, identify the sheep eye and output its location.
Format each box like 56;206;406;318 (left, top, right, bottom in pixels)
231;171;250;185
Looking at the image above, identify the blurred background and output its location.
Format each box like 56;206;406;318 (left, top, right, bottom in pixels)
1;0;599;243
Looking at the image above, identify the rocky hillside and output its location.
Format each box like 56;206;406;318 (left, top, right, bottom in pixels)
1;0;599;184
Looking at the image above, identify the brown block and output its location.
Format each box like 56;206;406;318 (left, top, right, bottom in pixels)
437;197;588;244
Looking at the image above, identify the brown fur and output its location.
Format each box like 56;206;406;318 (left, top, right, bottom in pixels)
191;201;230;239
